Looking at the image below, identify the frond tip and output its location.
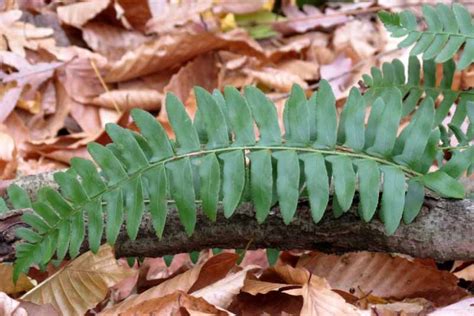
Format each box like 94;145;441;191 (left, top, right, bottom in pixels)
379;3;474;70
5;82;472;282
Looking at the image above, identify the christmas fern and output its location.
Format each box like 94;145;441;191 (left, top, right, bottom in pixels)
379;3;474;69
362;56;474;140
5;82;471;282
2;2;473;282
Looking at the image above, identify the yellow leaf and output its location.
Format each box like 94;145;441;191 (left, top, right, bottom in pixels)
220;13;236;32
0;264;34;295
21;244;136;316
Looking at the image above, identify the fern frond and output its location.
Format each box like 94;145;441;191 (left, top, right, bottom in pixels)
363;56;474;147
6;83;472;282
379;3;474;69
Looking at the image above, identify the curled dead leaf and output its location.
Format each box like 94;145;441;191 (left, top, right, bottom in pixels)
118;291;228;316
297;252;469;307
91;89;162;111
244;67;308;92
273;5;348;35
104;30;265;82
21;244;137;316
57;0;110;28
82;22;148;61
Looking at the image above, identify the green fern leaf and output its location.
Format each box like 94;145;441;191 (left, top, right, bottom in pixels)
6;82;472;278
379;3;474;69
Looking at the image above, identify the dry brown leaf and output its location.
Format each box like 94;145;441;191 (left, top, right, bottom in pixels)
0;264;34;295
454;264;474;281
146;0;212;34
21;244;136;316
160;53;218;120
118;291;228;316
242;278;296;295
370;299;434;316
101;253;238;315
0;53;63;121
214;0;269;14
277;59;319;81
0;10;54;56
191;266;258;309
0;292;27;316
320;53;353;99
104;29;265;82
115;0;152;32
57;0;110;28
244;67;308;92
82;22;148;61
333;19;386;61
297;252;469;307
284;276;361;316
62;55;107;104
273;5;348;35
27;81;71;141
91;89;162;111
264;35;312;62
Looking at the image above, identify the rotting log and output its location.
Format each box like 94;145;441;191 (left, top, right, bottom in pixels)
1;194;473;262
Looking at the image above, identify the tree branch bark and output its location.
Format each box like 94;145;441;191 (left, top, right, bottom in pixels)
1;194;473;262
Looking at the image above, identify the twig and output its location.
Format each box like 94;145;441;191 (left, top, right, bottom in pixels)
89;58;122;114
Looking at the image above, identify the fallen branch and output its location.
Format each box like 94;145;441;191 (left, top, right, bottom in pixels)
1;193;473;262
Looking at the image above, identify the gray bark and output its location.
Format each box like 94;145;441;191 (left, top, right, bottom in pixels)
1;195;473;262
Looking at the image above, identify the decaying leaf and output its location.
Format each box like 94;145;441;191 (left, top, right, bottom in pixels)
297;252;469;306
21;244;136;316
101;253;238;315
146;0;212;34
104;30;265;82
0;264;34;295
0;10;54;56
91;89;162;111
191;266;259;309
244;67;308;92
82;22;148;61
117;291;228;316
57;0;110;28
273;5;349;35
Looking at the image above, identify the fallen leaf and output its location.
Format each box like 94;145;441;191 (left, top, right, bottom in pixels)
160;53;218;120
0;10;54;56
62;55;108;104
0;292;27;316
333;19;386;61
370;299;434;316
21;244;137;316
0;264;34;295
320;53;353;99
115;0;152;32
284;275;361;316
91;89;162;111
430;297;474;316
244;66;308;92
117;291;227;316
104;29;265;82
82;22;148;61
192;266;258;308
298;252;468;307
214;0;270;14
273;5;348;35
454;263;474;281
242;278;295;295
101;253;238;315
0;53;63;121
145;0;212;34
277;59;319;81
57;0;110;28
